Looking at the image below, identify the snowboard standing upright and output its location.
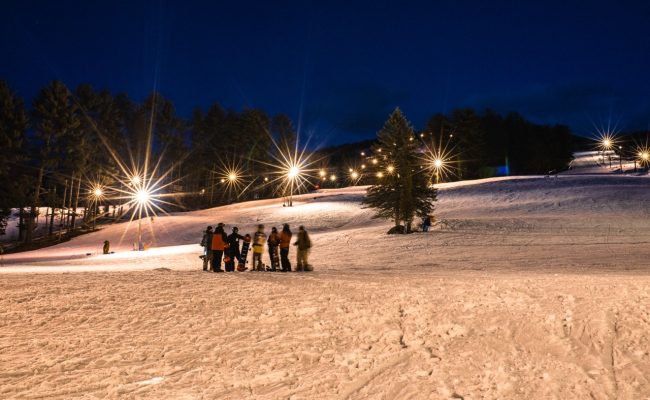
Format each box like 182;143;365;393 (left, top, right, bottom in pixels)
238;234;252;271
271;247;280;271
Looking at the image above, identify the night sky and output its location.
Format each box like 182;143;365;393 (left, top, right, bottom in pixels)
2;1;649;145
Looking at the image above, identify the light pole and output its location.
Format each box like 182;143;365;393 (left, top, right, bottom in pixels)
601;138;613;168
135;188;149;250
287;166;299;206
433;158;443;184
618;146;623;173
639;150;650;169
350;170;359;184
91;187;103;231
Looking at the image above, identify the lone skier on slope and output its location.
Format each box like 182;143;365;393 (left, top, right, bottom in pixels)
422;216;432;232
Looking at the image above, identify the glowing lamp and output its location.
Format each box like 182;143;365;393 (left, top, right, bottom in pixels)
136;189;150;204
288;166;300;179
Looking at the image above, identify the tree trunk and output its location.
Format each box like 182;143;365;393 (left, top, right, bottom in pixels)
26;165;45;244
49;206;55;236
64;177;72;227
18;207;25;241
59;179;69;241
71;175;81;230
48;186;56;236
209;163;215;206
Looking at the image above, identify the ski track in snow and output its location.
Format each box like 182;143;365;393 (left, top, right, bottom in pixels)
2;162;650;398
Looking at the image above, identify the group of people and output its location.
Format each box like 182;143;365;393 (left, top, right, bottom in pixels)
200;223;312;272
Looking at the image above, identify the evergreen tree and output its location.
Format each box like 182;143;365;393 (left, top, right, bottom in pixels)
194;103;226;202
272;113;297;153
239;109;273;191
29;80;80;243
362;108;437;233
449;108;486;179
0;81;29;236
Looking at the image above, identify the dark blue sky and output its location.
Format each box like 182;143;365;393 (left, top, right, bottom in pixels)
2;1;650;145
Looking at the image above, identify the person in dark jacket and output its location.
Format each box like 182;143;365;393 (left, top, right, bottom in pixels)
267;226;280;271
293;225;312;271
211;224;228;272
422;216;432;232
280;224;292;272
200;226;213;271
225;226;245;272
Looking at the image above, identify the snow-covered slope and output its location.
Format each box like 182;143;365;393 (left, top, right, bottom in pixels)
3;173;650;273
2;163;650;399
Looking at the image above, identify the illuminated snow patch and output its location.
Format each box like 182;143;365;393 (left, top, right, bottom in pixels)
136;376;164;385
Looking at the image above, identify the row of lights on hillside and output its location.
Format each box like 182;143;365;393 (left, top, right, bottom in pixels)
88;141;450;239
599;136;650;171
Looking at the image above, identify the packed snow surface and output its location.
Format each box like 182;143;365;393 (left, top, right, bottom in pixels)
2;161;650;398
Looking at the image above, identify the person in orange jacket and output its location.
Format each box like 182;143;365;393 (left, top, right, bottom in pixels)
211;223;228;272
279;223;292;272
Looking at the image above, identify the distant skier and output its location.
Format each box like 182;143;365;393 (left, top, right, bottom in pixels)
201;226;213;271
280;223;292;272
211;223;228;272
293;225;312;271
252;224;267;271
422;216;432;232
103;240;110;255
225;226;244;272
267;226;280;271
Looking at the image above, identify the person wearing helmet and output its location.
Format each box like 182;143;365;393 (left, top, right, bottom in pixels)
267;227;280;271
280;223;292;272
225;226;244;272
293;225;312;271
252;224;266;271
211;224;228;272
200;226;213;271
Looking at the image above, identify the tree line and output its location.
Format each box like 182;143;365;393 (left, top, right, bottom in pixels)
0;79;576;244
361;108;575;233
0;80;298;244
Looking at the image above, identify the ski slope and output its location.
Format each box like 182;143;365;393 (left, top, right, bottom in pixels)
2;155;650;399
